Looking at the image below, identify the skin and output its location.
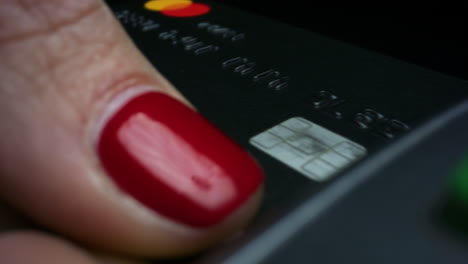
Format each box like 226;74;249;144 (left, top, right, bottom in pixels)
0;0;263;263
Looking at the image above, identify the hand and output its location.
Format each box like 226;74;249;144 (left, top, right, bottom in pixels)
0;0;264;263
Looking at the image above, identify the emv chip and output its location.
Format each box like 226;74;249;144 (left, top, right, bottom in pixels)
250;117;367;181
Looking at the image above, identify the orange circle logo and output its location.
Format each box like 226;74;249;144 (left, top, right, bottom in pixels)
144;0;211;17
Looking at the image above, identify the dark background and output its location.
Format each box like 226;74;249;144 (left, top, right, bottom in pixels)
218;3;467;81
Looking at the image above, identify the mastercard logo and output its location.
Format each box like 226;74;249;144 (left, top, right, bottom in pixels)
144;0;211;18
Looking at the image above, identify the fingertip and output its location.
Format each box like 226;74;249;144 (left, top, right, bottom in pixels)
0;0;265;258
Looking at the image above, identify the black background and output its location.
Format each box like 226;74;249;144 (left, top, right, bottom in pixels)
218;3;467;81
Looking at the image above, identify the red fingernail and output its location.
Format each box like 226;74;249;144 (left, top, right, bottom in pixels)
97;92;263;227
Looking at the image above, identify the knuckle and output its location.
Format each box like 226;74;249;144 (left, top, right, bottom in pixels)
0;0;115;106
0;0;102;45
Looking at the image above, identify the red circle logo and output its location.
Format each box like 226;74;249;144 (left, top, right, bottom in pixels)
144;0;211;17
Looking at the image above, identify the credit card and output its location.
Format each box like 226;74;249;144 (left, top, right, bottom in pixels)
106;1;468;263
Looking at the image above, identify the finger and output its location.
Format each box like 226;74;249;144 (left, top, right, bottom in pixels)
0;231;97;264
0;231;147;264
96;254;147;264
0;0;263;258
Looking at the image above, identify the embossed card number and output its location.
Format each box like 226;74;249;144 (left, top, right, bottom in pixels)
250;117;367;181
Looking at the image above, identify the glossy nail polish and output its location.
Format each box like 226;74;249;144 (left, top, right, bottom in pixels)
97;92;263;227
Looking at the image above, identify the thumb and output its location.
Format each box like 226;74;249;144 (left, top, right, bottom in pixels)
0;0;263;258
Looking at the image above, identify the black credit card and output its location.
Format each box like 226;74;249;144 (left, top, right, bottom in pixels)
106;1;468;263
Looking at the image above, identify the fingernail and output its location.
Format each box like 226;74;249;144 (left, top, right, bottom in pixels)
97;91;263;227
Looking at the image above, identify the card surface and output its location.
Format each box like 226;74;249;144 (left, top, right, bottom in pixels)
106;1;468;263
